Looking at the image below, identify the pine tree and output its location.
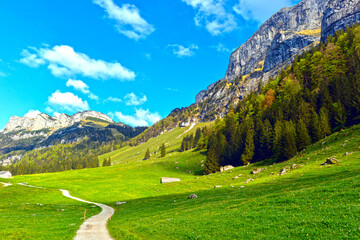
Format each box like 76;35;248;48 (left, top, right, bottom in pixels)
241;127;255;165
144;148;151;160
194;128;201;148
282;121;297;160
273;120;283;160
333;100;347;129
296;119;311;151
319;107;331;137
310;110;323;142
108;157;112;166
102;158;108;167
160;144;166;157
258;119;273;160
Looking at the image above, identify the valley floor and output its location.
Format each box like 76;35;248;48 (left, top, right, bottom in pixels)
1;123;360;239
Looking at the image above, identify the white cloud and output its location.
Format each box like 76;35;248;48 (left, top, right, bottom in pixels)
45;106;54;113
124;92;147;106
48;90;89;112
66;79;99;101
104;96;123;103
20;45;136;81
93;0;155;40
88;93;99;101
168;44;198;58
66;79;90;94
182;0;237;35
114;108;161;126
19;49;46;67
233;0;293;23
212;43;230;53
24;110;41;119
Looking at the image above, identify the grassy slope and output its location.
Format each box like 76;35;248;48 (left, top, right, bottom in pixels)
0;184;100;240
6;123;360;239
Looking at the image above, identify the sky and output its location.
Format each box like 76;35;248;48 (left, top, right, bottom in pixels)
0;0;301;128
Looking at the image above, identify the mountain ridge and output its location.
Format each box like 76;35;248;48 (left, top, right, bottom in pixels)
3;110;115;134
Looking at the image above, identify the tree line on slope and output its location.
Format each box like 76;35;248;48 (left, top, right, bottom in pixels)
202;24;360;174
1;138;125;175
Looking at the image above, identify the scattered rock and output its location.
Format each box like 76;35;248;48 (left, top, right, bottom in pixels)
233;176;239;180
291;164;296;169
188;194;198;199
115;201;126;206
322;157;339;165
214;185;222;188
220;165;234;172
251;168;265;174
161;177;180;184
239;186;245;188
280;168;287;176
344;152;353;156
343;143;347;147
175;162;178;164
245;178;253;184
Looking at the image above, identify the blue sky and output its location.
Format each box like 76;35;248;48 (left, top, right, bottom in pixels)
0;0;301;128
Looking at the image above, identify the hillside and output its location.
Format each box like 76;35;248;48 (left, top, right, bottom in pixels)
2;120;359;239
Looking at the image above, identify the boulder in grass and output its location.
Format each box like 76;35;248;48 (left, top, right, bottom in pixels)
220;165;234;172
116;201;126;206
214;185;222;188
188;194;198;199
322;157;339;165
161;177;180;184
280;168;287;176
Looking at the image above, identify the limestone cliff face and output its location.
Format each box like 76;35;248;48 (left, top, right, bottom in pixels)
195;0;329;118
321;0;360;41
3;110;115;133
225;0;328;82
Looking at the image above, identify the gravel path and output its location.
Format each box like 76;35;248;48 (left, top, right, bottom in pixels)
17;183;114;240
59;189;114;240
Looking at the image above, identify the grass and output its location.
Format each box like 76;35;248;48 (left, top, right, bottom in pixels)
0;184;100;240
5;123;360;239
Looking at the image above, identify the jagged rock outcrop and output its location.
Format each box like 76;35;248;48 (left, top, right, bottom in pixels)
195;0;330;118
321;0;360;41
3;110;115;133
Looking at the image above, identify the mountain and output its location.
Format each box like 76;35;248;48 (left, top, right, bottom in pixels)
131;0;360;145
195;0;360;119
2;110;114;133
0;110;147;155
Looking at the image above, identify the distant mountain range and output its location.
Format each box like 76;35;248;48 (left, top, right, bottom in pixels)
0;110;147;154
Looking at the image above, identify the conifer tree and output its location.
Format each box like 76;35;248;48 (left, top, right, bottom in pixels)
310;110;323;142
160;144;166;157
333;100;347;129
102;158;108;167
144;148;151;160
319;107;331;137
296;119;311;151
194;128;201;148
241;127;255;165
282;121;297;160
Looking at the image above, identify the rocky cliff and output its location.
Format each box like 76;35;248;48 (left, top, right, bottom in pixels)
321;0;360;41
3;110;114;133
195;0;360;120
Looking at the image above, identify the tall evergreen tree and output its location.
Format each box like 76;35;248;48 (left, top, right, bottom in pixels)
296;119;311;151
160;144;166;157
144;148;151;160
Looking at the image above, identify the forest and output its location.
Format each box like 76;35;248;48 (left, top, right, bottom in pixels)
203;24;360;173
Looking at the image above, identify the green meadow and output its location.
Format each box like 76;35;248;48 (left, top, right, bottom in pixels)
2;123;360;239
